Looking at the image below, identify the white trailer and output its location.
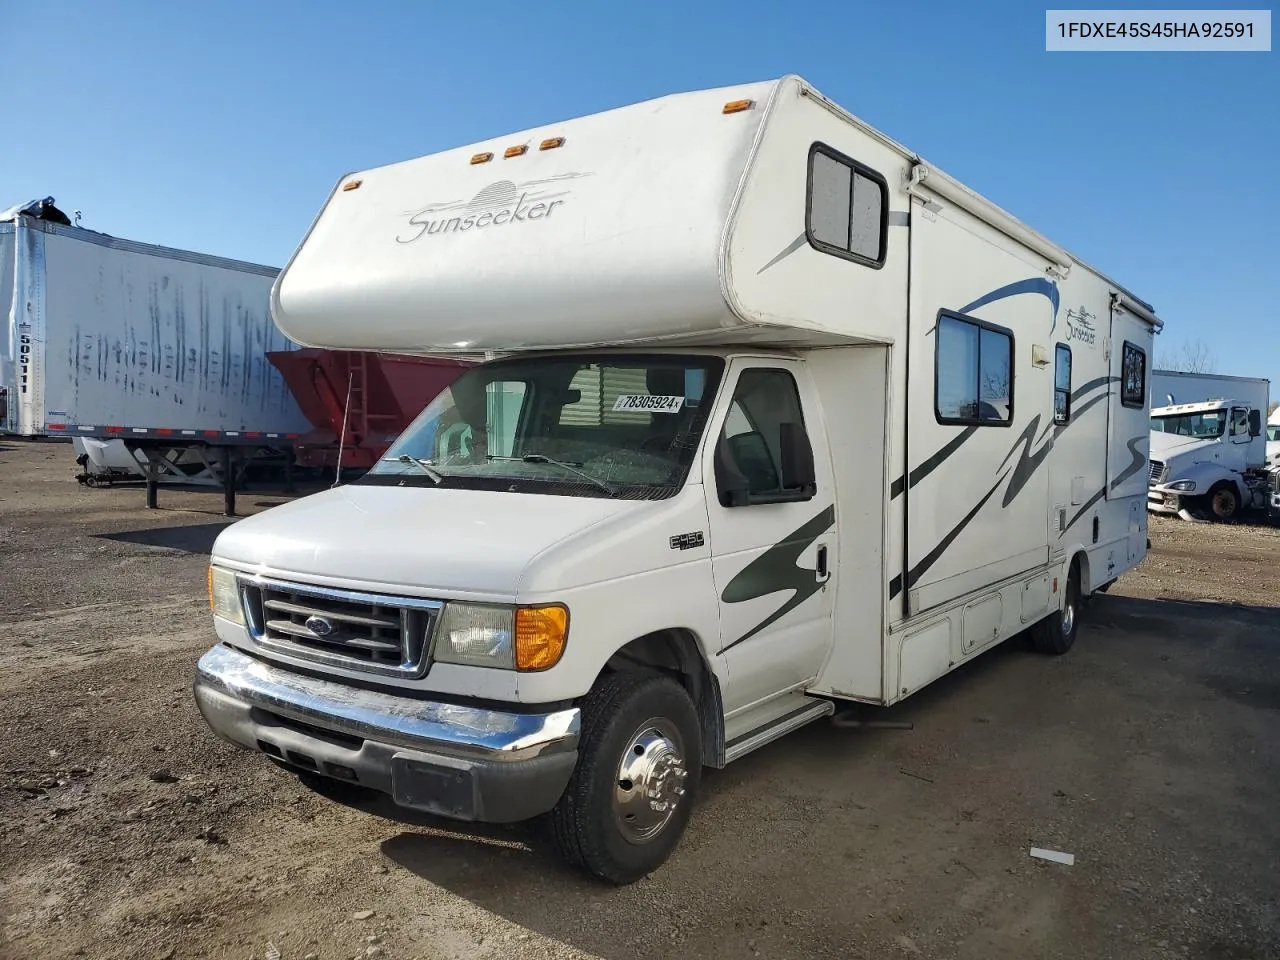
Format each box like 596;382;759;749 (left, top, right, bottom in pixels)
193;76;1161;883
1150;369;1268;412
2;199;308;505
1145;370;1272;521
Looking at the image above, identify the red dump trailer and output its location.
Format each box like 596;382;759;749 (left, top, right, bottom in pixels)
267;349;475;469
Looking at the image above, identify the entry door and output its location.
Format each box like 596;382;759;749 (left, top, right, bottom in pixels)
1106;304;1153;501
704;359;838;717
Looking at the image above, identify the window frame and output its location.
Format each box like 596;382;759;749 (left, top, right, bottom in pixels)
804;142;890;270
1054;343;1073;425
932;309;1016;429
1120;341;1147;409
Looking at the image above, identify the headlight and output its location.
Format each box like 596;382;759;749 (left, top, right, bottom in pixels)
1168;480;1197;492
434;603;515;668
208;566;244;625
434;602;569;671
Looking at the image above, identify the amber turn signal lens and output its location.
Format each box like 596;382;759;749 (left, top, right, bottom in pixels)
207;566;214;609
514;605;569;671
470;152;494;165
539;137;565;150
504;144;528;158
341;180;362;192
722;99;754;114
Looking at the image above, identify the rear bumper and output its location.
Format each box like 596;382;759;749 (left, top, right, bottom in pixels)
193;644;579;823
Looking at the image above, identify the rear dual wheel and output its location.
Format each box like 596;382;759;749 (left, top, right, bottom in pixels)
1031;560;1081;656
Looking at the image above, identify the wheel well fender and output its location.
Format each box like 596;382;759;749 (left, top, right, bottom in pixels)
1069;550;1091;596
602;630;725;769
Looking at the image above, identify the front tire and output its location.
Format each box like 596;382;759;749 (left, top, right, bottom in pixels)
1204;482;1240;522
1031;561;1081;656
551;671;702;884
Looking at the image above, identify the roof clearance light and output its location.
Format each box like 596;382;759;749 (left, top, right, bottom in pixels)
341;180;362;192
470;152;494;165
504;144;528;158
539;137;565;151
722;99;754;114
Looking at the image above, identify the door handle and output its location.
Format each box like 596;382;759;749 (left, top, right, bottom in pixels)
816;544;829;582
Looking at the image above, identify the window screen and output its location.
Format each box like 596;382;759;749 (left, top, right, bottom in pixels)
1054;344;1072;424
1121;342;1146;408
935;313;1014;425
806;144;887;267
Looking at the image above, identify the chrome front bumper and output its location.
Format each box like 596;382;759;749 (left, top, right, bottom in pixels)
193;644;580;822
1147;487;1183;514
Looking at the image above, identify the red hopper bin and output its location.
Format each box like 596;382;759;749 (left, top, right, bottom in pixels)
267;349;476;469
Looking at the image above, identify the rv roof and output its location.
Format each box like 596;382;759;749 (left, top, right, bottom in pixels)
272;75;1160;354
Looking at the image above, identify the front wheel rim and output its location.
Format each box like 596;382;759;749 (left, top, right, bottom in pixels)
612;717;687;845
1213;490;1237;517
1062;590;1076;637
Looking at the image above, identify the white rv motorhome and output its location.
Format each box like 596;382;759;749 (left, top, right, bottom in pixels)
193;76;1161;883
1145;370;1271;521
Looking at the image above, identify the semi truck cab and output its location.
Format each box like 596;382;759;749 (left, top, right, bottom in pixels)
1147;399;1269;521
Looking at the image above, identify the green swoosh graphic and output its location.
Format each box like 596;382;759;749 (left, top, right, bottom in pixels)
720;505;836;651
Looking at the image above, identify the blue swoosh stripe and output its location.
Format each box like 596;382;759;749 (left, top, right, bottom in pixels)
959;277;1061;334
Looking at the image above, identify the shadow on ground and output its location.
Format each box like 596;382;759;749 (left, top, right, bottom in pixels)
360;592;1280;959
94;522;233;554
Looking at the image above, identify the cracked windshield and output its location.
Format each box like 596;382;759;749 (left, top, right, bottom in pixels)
365;356;724;497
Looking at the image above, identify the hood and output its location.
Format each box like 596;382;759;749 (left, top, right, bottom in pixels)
1149;431;1217;462
211;484;647;599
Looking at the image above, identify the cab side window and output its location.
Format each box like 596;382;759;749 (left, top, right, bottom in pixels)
715;369;817;507
1231;407;1251;438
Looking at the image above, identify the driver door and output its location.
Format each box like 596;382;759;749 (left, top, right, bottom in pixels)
705;359;838;718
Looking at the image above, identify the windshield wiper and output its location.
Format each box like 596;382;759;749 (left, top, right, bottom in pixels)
381;455;443;484
488;454;617;497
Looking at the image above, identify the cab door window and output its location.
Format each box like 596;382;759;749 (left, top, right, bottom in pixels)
715;369;817;507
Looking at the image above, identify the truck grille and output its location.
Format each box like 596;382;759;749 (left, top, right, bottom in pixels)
238;576;440;678
1148;460;1166;484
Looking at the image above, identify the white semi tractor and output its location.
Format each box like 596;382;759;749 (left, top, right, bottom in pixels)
1146;370;1274;521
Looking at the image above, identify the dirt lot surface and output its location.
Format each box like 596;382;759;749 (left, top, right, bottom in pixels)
2;438;1278;960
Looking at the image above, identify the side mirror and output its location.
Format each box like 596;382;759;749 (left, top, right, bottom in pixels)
780;422;816;492
1250;410;1262;437
714;424;817;507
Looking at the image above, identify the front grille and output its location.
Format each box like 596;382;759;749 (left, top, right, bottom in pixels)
239;576;440;677
1148;459;1166;484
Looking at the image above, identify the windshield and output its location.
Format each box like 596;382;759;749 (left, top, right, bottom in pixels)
1269;425;1279;442
1151;410;1226;439
363;355;725;499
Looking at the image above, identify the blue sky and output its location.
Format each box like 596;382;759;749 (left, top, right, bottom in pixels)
3;1;1276;383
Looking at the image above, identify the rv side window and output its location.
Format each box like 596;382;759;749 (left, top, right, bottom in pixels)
1054;344;1072;424
715;369;817;506
806;143;888;268
934;313;1014;426
1121;342;1146;408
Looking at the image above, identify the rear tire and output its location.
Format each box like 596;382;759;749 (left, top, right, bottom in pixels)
1031;561;1081;656
550;671;702;885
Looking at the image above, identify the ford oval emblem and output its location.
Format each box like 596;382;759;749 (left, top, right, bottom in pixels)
305;615;335;637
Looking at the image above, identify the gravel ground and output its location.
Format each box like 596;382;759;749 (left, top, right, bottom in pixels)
1;438;1278;960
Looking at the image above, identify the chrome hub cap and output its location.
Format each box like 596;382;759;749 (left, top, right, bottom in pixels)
1062;594;1076;636
612;718;687;844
